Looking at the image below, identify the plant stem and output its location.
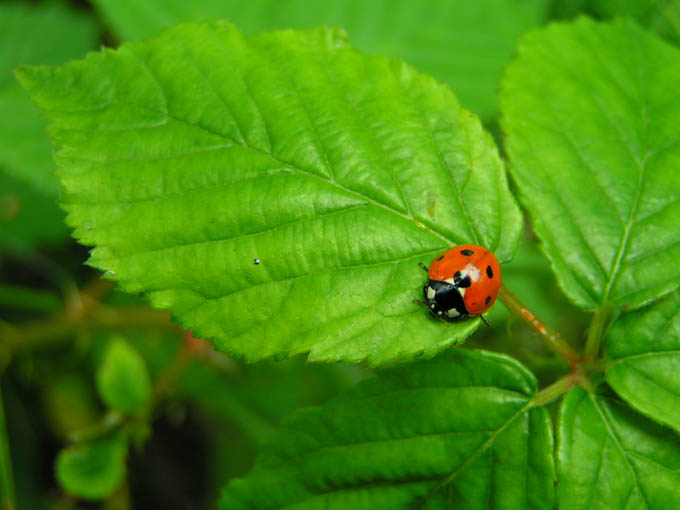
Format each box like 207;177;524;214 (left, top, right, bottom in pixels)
0;284;61;314
584;304;612;362
0;381;16;510
530;373;579;407
1;305;178;354
148;334;195;411
498;284;582;368
69;410;124;443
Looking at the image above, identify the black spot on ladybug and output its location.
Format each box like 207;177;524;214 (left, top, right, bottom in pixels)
437;255;444;261
485;296;491;305
461;249;474;256
454;271;471;288
486;265;493;278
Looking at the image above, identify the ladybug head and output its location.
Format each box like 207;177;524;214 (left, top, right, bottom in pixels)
423;280;469;319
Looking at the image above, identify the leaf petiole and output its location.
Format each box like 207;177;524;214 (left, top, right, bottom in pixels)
68;411;124;444
498;284;583;368
584;304;613;362
530;373;579;407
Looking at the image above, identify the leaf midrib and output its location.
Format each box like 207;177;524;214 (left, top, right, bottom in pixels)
246;398;533;509
415;400;533;506
166;250;443;316
607;349;680;366
589;394;651;510
100;203;370;259
609;361;680;401
554;25;650;307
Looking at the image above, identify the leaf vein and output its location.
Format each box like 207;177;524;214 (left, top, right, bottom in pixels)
174;37;248;145
589;394;651;510
312;47;411;214
116;203;369;258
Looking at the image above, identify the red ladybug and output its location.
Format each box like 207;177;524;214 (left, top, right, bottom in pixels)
418;244;501;325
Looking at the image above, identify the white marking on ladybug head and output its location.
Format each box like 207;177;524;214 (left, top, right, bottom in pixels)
448;309;460;318
427;286;436;300
464;263;481;283
457;287;466;297
445;277;455;285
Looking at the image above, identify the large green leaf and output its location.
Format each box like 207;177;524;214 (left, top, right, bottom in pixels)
56;432;127;500
606;290;680;432
221;349;554;509
558;387;680;510
501;18;680;310
17;22;522;365
91;0;550;121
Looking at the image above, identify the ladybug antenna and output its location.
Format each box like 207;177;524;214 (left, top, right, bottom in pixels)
412;299;428;309
480;314;490;327
418;262;428;273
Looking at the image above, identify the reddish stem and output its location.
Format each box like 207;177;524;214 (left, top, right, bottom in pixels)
498;284;583;368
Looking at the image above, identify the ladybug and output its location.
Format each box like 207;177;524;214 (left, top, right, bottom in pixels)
418;244;501;326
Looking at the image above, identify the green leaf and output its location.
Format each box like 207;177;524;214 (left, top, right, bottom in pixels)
576;0;680;45
96;338;151;414
56;432;127;500
17;22;522;365
221;349;554;509
558;387;680;510
0;2;98;195
91;0;550;121
109;1;549;121
606;290;680;432
501;18;680;310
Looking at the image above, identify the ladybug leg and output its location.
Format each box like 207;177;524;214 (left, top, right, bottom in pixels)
412;300;450;328
479;314;490;327
432;312;451;328
418;262;428;273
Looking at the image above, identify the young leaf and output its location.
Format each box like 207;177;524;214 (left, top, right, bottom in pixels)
501;18;680;310
558;387;680;510
606;290;680;432
96;338;151;414
16;22;522;365
56;432;127;500
221;349;554;509
91;0;551;121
